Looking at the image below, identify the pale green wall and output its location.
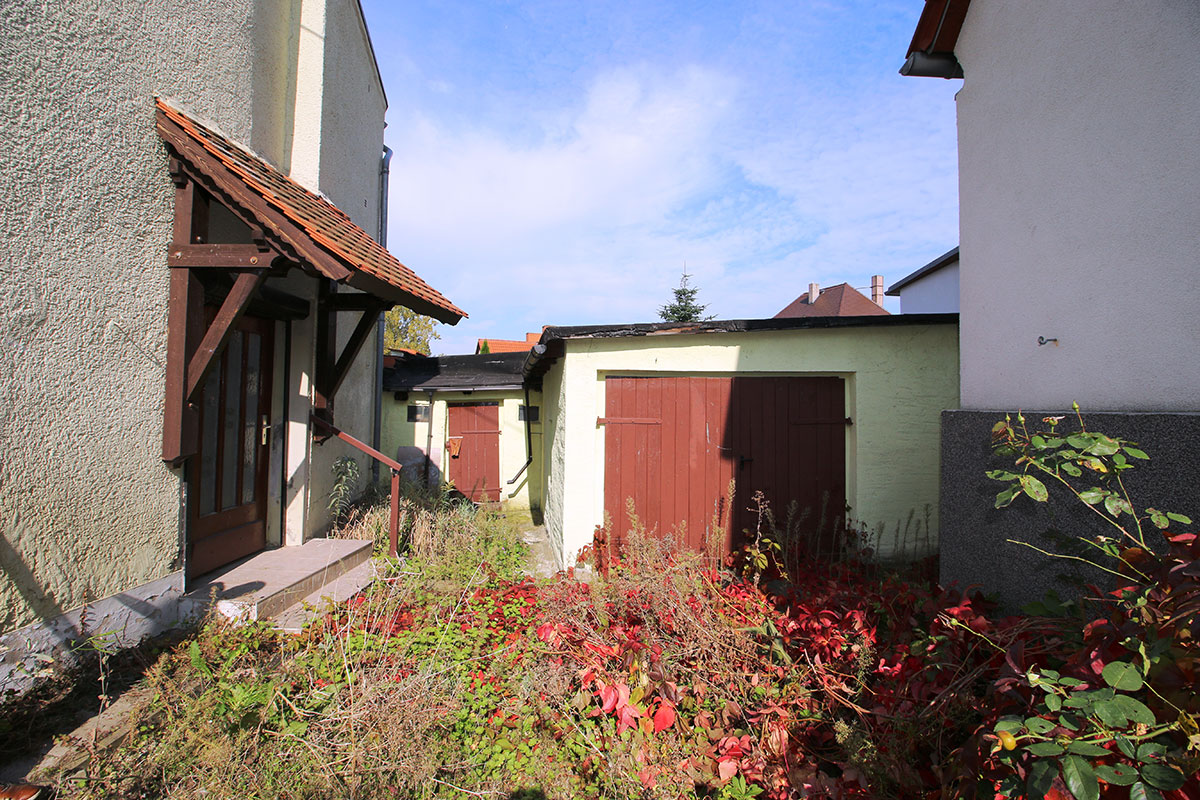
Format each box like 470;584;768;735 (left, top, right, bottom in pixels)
538;323;959;563
381;389;541;510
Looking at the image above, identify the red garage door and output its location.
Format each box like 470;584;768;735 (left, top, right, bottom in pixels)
602;376;846;555
447;402;501;503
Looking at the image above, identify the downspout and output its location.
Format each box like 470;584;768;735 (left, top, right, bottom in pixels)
507;383;533;486
372;145;393;484
423;390;435;486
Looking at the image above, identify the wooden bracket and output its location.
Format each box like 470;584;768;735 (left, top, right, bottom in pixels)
185;269;268;404
312;282;389;437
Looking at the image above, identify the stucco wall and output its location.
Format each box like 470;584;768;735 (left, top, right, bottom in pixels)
380;389;542;510
0;0;390;633
0;0;274;632
898;263;959;314
538;323;959;564
954;0;1200;411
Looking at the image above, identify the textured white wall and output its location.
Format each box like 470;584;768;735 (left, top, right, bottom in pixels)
955;0;1200;410
898;263;959;314
293;0;388;537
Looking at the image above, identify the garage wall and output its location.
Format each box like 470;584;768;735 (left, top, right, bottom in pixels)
538;323;959;564
381;389;539;509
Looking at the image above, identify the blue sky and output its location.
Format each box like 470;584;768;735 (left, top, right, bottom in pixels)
359;0;961;355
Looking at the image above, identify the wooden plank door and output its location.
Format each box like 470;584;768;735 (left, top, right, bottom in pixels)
602;375;846;557
187;315;274;578
727;376;846;553
447;402;501;503
602;376;736;552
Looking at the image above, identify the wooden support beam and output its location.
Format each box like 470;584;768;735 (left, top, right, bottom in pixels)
329;304;387;401
312;280;338;424
162;179;207;465
185;269;268;404
167;243;279;269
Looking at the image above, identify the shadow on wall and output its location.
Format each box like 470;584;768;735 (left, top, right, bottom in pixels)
395;445;442;490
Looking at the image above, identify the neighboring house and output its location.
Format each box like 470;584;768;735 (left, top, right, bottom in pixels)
885;248;959;313
476;333;542;354
525;316;958;568
775;279;888;318
0;1;463;687
381;352;538;510
902;0;1200;606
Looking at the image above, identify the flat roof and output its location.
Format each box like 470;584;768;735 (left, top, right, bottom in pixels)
384;352;526;393
524;313;958;379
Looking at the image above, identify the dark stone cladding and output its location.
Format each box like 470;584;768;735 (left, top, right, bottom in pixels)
940;409;1200;613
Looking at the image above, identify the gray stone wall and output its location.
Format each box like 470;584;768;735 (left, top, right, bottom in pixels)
940;410;1200;612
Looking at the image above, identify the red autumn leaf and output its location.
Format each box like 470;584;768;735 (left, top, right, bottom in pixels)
599;684;619;713
717;759;739;783
652;702;676;733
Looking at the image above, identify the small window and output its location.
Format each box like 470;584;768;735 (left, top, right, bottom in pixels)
519;405;540;422
407;404;431;423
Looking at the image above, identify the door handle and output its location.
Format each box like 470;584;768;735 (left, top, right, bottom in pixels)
739;455;753;468
261;415;270;446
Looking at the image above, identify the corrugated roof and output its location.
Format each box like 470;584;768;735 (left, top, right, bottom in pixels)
774;283;889;318
155;98;465;323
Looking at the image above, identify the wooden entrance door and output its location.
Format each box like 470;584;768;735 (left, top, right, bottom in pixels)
602;376;846;555
447;402;501;503
187;315;274;578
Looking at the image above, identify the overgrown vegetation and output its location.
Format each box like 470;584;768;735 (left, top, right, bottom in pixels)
33;417;1200;798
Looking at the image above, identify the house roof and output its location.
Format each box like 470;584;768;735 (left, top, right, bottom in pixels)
476;333;541;354
905;0;971;58
901;0;971;77
155;98;465;324
383;351;527;393
886;247;960;296
774;283;889;318
523;313;958;380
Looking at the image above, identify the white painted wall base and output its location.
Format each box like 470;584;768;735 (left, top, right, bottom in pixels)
0;571;197;697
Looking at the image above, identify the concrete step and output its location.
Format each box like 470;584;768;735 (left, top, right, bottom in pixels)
272;558;376;633
187;538;374;622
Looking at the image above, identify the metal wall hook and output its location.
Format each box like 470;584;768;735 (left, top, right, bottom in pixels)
1037;336;1059;347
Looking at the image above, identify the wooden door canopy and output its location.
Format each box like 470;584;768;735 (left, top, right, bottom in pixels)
157;97;467;464
155;98;465;322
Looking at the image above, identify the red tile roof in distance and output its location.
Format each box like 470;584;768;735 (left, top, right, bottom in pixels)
155;98;465;323
475;333;542;354
774;283;890;318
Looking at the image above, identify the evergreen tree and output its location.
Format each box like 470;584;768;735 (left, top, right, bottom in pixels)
658;271;713;322
383;306;440;354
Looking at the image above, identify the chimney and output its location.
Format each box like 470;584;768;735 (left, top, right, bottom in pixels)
870;275;884;307
808;282;820;304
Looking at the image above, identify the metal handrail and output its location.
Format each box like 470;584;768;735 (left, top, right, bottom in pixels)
312;414;403;557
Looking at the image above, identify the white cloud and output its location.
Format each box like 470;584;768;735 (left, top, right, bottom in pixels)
386;65;959;356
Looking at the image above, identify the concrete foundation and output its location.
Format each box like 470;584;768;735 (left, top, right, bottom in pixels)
0;571;190;697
